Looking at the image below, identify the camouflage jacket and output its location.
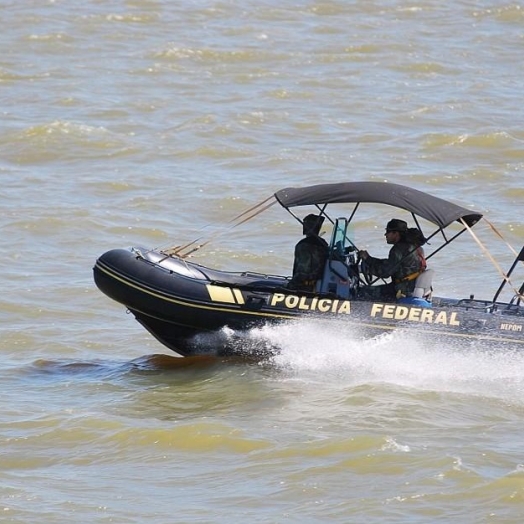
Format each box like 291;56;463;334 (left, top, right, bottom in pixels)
366;241;423;295
290;235;329;290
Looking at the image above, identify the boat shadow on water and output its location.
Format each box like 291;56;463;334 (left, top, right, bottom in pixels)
26;353;255;383
22;329;304;383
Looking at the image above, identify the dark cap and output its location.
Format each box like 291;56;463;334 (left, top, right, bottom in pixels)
302;214;324;235
385;218;407;233
303;214;324;226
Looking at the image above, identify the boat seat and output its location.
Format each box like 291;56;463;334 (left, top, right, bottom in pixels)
412;268;434;300
315;259;353;298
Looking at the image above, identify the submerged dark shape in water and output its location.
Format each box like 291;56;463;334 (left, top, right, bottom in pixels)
28;354;244;382
93;181;524;357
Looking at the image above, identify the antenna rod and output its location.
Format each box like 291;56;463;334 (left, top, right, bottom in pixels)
492;245;524;303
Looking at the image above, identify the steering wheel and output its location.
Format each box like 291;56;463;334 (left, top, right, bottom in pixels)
357;253;374;286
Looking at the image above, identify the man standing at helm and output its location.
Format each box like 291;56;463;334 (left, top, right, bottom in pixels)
358;218;424;300
288;214;329;292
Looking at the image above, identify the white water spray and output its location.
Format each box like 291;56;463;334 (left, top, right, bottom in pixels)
232;319;524;404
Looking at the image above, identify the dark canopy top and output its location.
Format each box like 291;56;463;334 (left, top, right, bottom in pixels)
274;181;482;228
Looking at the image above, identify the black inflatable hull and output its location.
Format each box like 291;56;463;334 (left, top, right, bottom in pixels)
93;248;524;357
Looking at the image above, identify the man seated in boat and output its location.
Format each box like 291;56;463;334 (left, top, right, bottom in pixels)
358;218;426;301
288;214;329;292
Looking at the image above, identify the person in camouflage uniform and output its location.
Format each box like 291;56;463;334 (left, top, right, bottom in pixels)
358;218;425;301
288;214;329;292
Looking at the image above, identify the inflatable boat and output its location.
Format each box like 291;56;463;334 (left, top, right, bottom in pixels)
93;182;524;356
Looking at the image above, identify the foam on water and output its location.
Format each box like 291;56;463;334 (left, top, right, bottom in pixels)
236;319;524;404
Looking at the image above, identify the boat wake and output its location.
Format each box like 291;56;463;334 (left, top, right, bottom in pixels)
228;318;524;404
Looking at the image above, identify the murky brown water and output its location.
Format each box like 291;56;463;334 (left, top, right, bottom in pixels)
2;1;524;522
